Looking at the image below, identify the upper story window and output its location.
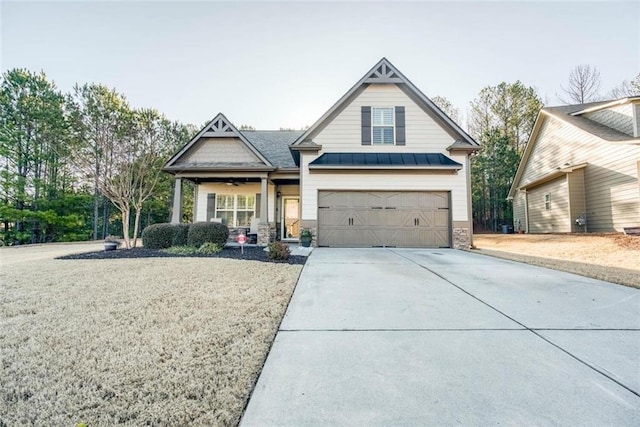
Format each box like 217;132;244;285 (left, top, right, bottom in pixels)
372;107;395;144
544;193;551;210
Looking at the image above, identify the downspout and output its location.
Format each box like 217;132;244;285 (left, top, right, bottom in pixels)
466;153;474;248
523;190;530;234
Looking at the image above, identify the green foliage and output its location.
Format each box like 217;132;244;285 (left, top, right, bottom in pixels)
187;222;229;248
162;245;198;255
300;228;313;238
141;223;175;249
197;242;223;254
267;241;290;260
172;223;190;246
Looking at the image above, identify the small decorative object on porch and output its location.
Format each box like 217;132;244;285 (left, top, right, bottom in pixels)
237;233;247;254
104;235;120;251
300;228;313;248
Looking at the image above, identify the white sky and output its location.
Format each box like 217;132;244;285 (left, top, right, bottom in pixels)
2;1;639;130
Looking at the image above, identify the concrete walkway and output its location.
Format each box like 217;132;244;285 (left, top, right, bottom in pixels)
241;248;640;426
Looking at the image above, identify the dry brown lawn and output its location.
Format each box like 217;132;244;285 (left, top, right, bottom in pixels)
473;233;640;288
0;243;302;426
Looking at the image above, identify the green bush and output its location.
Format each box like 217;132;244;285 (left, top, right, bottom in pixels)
162;245;198;255
197;242;223;254
187;222;229;247
141;223;175;249
172;223;190;246
267;241;290;260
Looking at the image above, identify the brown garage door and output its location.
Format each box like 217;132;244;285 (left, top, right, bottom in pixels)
317;191;450;248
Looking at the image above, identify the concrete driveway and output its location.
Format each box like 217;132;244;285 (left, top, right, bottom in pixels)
241;248;640;426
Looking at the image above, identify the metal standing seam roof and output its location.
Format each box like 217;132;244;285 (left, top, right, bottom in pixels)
308;152;462;168
242;130;303;168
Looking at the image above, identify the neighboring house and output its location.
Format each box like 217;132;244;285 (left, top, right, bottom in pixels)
508;97;640;234
163;58;480;248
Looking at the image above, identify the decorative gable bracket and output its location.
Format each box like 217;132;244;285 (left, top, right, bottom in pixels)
202;116;237;137
364;61;404;84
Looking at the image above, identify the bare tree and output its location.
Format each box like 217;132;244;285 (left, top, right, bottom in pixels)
431;95;460;123
558;65;602;104
609;72;640;98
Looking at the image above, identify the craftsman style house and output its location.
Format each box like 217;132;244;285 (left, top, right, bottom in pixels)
163;58;480;248
508;97;640;233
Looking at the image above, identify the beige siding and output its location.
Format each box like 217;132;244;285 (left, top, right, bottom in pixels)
177;137;263;165
301;153;469;222
195;183;276;223
512;191;526;232
313;84;455;154
567;168;586;232
518;116;640;232
584;104;634;136
527;177;570;233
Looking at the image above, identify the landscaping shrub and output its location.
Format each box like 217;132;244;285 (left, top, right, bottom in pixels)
171;223;190;246
187;222;229;247
267;241;290;260
162;245;198;255
197;242;223;254
141;223;175;249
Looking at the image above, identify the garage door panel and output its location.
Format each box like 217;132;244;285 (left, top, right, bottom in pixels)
317;191;451;248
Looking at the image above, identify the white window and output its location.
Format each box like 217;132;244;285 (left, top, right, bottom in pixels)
544;193;551;210
372;107;394;144
215;194;256;227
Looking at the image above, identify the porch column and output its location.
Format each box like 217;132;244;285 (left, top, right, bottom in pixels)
171;177;182;224
257;177;270;246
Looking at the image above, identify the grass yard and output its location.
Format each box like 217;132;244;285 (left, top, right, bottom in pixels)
473;233;640;288
0;244;302;426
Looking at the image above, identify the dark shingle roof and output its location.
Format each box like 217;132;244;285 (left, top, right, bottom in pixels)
309;152;462;169
242;130;303;168
543;101;638;143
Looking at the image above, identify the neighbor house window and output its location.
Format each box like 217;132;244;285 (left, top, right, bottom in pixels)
544;193;551;210
372;107;395;144
215;194;255;227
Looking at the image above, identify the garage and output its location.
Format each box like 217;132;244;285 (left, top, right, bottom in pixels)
317;191;451;248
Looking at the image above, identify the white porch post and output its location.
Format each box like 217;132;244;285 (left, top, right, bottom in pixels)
171;177;182;224
258;177;270;246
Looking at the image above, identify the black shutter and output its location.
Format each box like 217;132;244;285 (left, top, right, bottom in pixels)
206;193;216;221
361;106;371;145
395;106;405;145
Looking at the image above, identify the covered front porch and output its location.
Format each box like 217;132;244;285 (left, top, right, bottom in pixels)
170;171;300;246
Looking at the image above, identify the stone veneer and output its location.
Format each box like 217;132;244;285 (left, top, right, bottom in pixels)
257;223;271;247
452;227;471;250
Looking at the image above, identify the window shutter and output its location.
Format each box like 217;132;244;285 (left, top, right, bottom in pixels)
361;106;372;145
206;193;216;221
255;193;261;218
395;106;405;145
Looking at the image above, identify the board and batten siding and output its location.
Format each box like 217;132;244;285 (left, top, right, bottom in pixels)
313;84;455;154
176;137;263;165
514;115;640;232
527;177;570;233
301;153;469;221
194;183;277;223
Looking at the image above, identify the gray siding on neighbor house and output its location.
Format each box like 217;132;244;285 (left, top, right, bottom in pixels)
514;115;640;232
584;104;634;137
512;191;526;232
527;177;570;233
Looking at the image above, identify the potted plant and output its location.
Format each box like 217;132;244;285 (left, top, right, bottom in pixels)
299;228;313;248
104;235;120;251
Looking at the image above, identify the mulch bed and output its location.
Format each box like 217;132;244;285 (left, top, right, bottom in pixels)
57;246;307;265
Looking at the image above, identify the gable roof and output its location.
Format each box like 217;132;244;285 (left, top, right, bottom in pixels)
292;57;479;150
508;98;640;198
242;130;303;168
163;113;273;170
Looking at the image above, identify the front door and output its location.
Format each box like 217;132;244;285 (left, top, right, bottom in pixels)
282;197;300;240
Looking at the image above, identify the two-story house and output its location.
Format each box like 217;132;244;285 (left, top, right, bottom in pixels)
508;98;640;233
163;58;480;248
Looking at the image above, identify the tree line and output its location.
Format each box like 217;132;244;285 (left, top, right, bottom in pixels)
1;66;638;245
0;69;196;246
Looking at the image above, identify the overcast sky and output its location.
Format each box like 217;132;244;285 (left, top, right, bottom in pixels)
2;1;638;130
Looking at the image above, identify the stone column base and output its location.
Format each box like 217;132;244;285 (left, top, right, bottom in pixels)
257;222;272;247
453;227;471;250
